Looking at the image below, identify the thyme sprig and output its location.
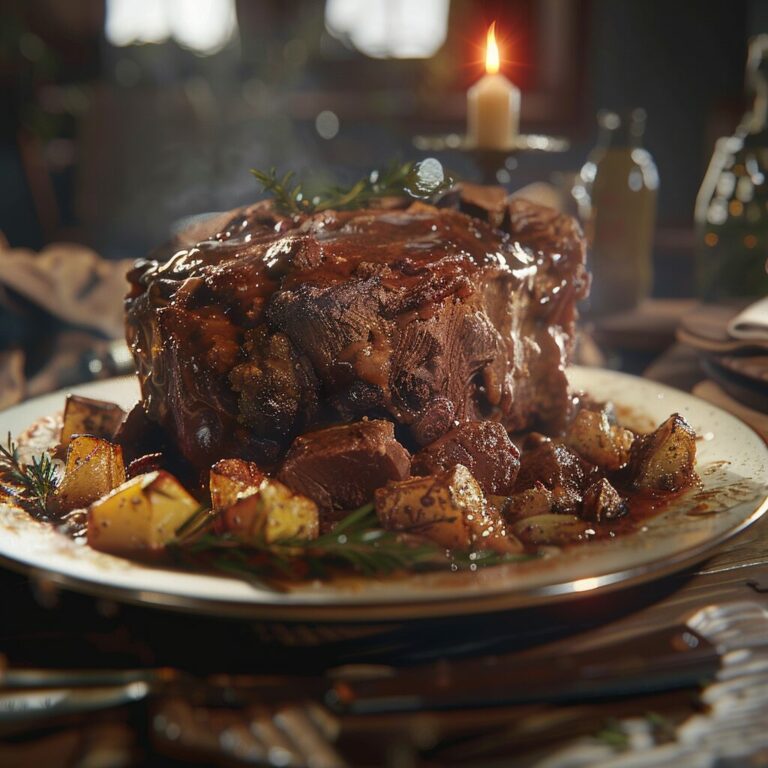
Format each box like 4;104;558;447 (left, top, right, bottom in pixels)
0;433;59;514
251;160;454;216
171;502;533;584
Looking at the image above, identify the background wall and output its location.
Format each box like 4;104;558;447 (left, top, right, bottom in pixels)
1;0;764;296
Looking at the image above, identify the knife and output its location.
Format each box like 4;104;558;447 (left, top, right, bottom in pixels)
324;624;718;713
0;623;718;719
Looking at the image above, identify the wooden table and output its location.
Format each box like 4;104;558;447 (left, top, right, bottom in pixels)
3;509;765;767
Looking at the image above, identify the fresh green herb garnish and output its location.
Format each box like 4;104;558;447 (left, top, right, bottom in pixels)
644;711;676;743
170;501;534;585
173;504;217;540
595;719;629;750
595;712;676;752
0;433;59;514
251;159;454;215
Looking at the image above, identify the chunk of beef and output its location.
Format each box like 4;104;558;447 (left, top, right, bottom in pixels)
113;404;197;489
277;419;411;517
436;182;508;228
412;421;520;496
514;440;594;515
113;403;166;464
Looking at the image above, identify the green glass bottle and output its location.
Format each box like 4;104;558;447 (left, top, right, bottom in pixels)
695;35;768;299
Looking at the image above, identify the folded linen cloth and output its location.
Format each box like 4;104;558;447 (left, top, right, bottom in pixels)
727;296;768;341
0;243;134;339
0;238;136;408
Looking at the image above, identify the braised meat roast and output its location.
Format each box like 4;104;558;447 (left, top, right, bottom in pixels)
60;181;700;565
125;185;589;479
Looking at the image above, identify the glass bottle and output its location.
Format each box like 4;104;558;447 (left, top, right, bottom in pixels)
575;109;659;316
695;35;768;300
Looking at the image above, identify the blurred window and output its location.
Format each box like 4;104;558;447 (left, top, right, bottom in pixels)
105;0;237;55
325;0;449;59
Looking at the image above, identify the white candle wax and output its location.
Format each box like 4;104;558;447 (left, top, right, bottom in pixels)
467;72;520;150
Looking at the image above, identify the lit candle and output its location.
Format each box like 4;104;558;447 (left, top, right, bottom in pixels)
467;23;520;150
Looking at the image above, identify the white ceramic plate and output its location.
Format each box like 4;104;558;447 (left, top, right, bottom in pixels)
0;367;766;622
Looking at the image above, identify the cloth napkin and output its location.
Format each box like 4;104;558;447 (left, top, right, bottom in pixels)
727;295;768;341
0;243;134;339
0;239;135;409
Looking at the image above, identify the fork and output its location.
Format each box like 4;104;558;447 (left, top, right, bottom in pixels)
153;697;346;767
0;661;347;768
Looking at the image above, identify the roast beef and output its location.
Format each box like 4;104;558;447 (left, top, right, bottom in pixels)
125;188;588;473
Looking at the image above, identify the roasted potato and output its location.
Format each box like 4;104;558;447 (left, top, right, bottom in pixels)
49;435;126;514
87;470;200;554
376;464;522;554
628;414;697;493
511;513;591;546
209;458;266;513
565;408;634;471
582;477;627;523
501;481;554;522
60;395;126;449
221;477;319;543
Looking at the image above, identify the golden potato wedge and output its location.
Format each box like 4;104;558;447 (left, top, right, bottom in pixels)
49;435;126;515
501;481;554;522
209;458;266;513
60;395;126;449
222;478;319;544
582;478;627;523
511;514;590;546
87;470;200;554
629;414;697;493
375;464;522;555
565;408;634;471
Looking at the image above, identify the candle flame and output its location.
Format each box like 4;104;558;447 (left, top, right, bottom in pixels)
485;22;500;75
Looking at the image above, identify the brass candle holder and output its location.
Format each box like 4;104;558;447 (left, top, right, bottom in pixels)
413;133;569;185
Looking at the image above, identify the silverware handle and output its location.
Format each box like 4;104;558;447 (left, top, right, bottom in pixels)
0;683;150;725
0;667;165;689
328;626;717;713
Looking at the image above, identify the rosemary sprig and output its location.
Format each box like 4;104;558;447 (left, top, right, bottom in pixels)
171;501;534;583
250;169;306;215
251;160;454;216
0;432;59;514
173;504;217;540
